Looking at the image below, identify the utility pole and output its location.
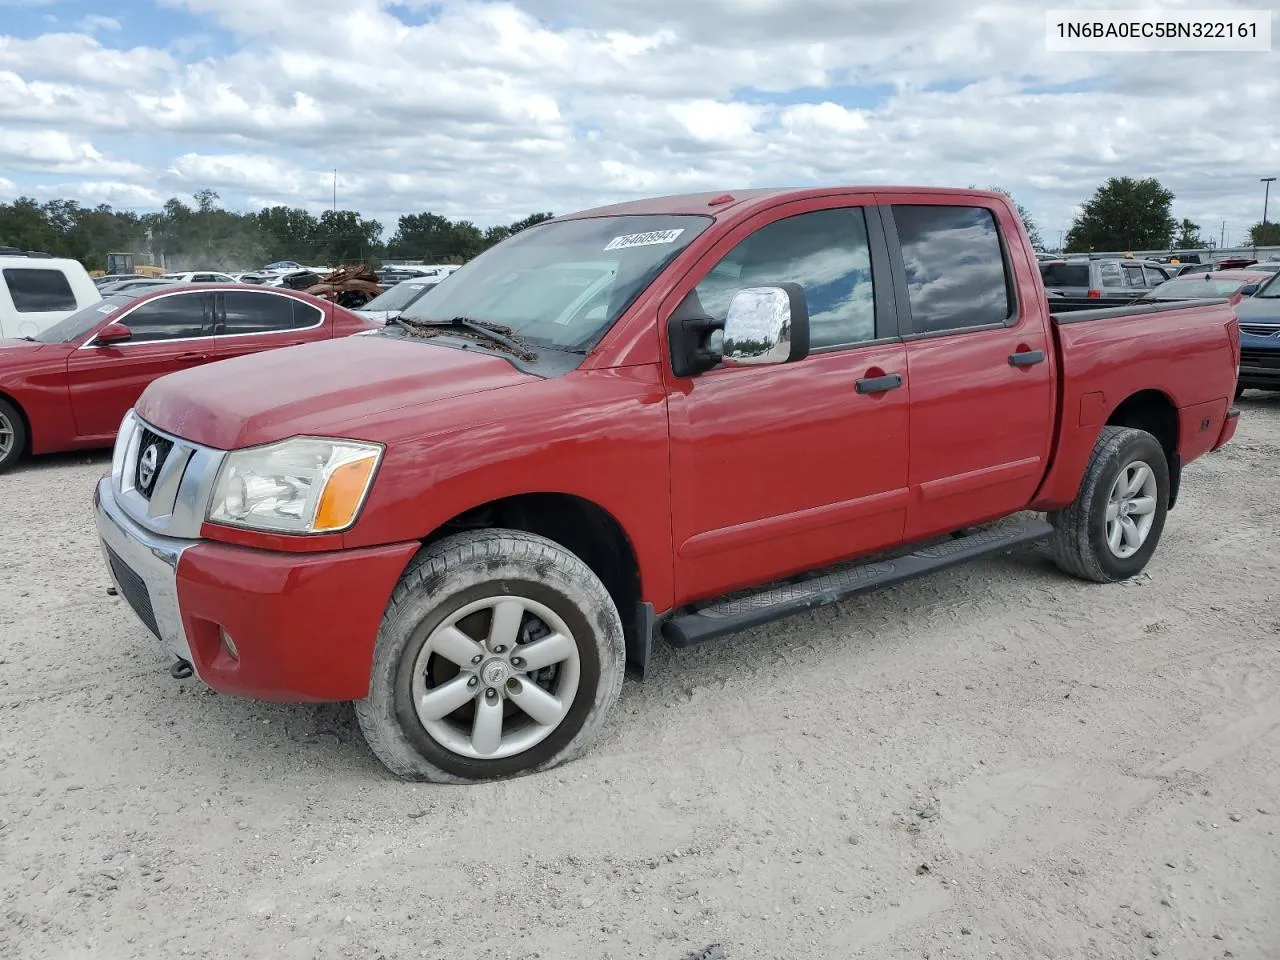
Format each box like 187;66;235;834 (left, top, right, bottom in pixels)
333;169;337;214
1221;221;1226;248
1263;177;1276;226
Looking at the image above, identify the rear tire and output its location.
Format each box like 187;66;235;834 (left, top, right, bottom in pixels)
355;529;625;783
1049;426;1169;584
0;398;27;474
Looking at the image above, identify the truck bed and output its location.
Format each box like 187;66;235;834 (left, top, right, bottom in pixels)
1051;298;1232;325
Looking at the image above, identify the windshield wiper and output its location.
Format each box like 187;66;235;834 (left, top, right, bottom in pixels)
392;316;538;361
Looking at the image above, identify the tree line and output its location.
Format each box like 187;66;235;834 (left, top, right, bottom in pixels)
3;179;1277;272
0;188;554;273
1062;176;1280;253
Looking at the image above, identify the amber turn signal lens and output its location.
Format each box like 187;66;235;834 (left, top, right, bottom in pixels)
314;455;378;532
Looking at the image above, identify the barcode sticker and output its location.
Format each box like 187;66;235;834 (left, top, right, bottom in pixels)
604;228;685;251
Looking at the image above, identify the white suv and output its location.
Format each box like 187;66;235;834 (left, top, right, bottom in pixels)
0;255;102;339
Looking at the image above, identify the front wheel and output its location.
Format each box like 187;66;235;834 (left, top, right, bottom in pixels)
355;530;625;782
1048;426;1170;583
0;397;27;474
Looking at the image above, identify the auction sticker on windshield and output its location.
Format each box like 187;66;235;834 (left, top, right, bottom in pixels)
604;229;685;251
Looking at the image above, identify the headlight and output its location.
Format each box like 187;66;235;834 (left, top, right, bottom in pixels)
207;437;383;534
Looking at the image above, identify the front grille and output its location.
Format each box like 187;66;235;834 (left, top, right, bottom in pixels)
105;545;160;640
1240;324;1280;338
1240;348;1280;370
133;428;174;500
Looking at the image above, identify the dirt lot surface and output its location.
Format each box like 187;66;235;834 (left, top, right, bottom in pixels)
2;400;1278;960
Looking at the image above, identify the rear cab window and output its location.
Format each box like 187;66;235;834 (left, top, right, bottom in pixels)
3;268;77;312
889;204;1014;334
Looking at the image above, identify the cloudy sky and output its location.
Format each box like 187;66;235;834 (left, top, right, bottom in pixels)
1;0;1277;246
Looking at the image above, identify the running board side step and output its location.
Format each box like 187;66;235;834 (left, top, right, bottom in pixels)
662;518;1054;648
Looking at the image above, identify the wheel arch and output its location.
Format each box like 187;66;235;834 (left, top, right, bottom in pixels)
421;492;653;679
1104;389;1181;508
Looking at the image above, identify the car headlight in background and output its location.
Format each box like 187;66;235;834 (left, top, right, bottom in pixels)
207;437;383;534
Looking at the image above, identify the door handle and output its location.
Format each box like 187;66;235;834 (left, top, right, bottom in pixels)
855;372;904;394
1009;350;1045;367
174;352;209;364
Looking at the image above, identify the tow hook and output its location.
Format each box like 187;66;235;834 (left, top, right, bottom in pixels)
170;659;194;680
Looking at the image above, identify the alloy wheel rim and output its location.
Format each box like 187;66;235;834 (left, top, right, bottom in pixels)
410;595;580;760
0;412;14;458
1105;460;1157;559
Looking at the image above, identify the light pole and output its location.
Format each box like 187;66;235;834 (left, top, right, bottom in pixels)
1264;177;1276;226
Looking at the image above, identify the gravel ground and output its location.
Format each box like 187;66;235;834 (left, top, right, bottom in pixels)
2;399;1278;960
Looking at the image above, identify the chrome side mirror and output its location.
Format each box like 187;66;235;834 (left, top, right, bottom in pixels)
722;283;810;366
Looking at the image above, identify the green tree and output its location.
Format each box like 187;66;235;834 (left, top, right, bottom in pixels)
313;210;383;265
1249;221;1280;246
1173;218;1206;249
253;206;320;260
1064;177;1176;252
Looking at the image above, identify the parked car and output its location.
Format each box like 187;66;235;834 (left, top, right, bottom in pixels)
1134;270;1272;303
1;253;101;339
1039;256;1173;308
93;186;1241;782
355;276;443;324
162;271;238;284
0;285;378;472
1235;269;1280;397
97;278;182;297
1248;262;1280;276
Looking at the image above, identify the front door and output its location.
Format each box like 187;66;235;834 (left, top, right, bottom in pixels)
880;198;1055;541
66;291;216;440
664;200;911;604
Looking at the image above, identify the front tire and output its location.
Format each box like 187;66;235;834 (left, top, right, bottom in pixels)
0;398;27;474
1048;426;1170;584
356;529;626;783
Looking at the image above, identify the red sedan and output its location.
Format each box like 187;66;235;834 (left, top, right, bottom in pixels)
0;284;379;472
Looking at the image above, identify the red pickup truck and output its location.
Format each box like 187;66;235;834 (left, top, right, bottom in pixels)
93;187;1241;783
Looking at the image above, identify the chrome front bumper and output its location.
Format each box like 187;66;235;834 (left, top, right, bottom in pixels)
94;476;198;667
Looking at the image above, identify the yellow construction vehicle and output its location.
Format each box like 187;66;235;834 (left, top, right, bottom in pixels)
91;252;166;278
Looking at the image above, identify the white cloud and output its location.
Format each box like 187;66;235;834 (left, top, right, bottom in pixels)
0;0;1275;244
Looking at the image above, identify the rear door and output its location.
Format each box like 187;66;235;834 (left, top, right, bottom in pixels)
209;290;329;362
881;197;1055;541
65;291;216;439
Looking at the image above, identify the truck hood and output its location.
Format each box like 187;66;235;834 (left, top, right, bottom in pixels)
135;335;541;450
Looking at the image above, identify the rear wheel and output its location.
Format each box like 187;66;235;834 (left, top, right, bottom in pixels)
0;398;27;474
355;529;625;782
1049;426;1169;583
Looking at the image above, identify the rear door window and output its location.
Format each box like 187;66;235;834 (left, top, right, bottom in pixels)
220;291;296;334
3;268;77;312
1122;263;1148;287
890;204;1013;333
1099;263;1123;288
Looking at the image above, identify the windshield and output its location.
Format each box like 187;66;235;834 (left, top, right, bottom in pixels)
363;280;438;313
1147;277;1252;299
399;214;712;351
1257;271;1280;298
33;294;133;343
